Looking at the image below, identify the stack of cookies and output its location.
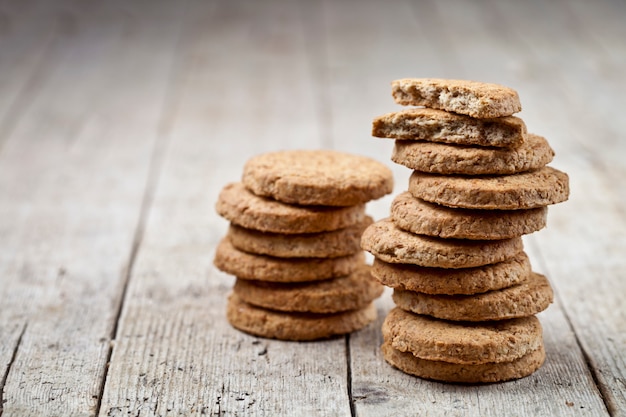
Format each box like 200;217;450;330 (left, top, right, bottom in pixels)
214;149;393;341
362;78;570;383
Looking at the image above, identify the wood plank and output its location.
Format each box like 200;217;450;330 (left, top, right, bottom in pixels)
473;0;626;207
321;0;611;414
471;1;626;413
0;2;123;410
0;0;53;384
0;1;186;415
351;296;607;416
0;0;622;415
434;0;624;412
99;0;352;415
0;0;58;147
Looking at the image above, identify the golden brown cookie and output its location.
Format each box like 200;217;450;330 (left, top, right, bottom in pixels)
214;238;364;282
227;216;373;258
216;182;366;234
361;218;523;268
392;272;553;321
242;150;393;206
408;166;570;210
382;308;543;364
392;133;554;175
371;252;531;295
391;78;522;118
372;108;526;148
232;265;383;313
381;341;545;383
227;294;377;341
391;192;547;240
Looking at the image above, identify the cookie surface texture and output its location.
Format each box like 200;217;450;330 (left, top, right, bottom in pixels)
361;218;523;268
392;272;554;321
372;108;526;147
408;166;570;210
233;265;383;313
392;133;554;175
227;216;373;258
391;78;522;118
382;308;543;364
216;182;366;234
242;150;393;206
391;192;547;240
227;294;377;340
381;341;545;383
214;238;364;282
371;252;531;295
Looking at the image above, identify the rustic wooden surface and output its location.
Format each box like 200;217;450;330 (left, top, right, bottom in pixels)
0;0;624;416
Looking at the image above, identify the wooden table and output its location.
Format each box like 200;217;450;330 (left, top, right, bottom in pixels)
1;0;624;415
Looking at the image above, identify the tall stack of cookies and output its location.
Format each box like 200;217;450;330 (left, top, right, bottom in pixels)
214;150;393;341
362;78;570;383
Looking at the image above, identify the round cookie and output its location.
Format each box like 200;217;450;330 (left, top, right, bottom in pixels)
361;218;523;268
242;150;393;206
392;133;554;175
408;166;570;210
371;252;531;295
391;192;547;240
383;308;543;364
227;294;377;341
216;183;366;234
233;265;383;313
227;216;373;258
392;272;554;321
381;341;545;384
214;238;364;282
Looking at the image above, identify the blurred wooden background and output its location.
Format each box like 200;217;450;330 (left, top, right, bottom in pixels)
0;0;624;415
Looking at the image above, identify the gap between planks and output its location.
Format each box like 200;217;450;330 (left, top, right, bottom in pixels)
345;335;356;417
0;323;27;417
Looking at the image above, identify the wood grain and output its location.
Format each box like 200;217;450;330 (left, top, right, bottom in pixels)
472;1;626;413
0;1;186;415
98;0;352;415
351;294;608;416
0;0;624;415
322;0;615;415
0;0;58;150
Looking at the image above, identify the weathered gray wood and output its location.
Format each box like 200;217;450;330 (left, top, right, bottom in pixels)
351;294;608;416
1;0;624;415
98;0;352;415
0;0;58;147
421;0;624;414
467;1;626;414
0;1;186;415
320;0;614;415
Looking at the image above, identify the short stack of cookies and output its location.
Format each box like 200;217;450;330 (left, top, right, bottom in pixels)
214;149;393;341
362;78;570;383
